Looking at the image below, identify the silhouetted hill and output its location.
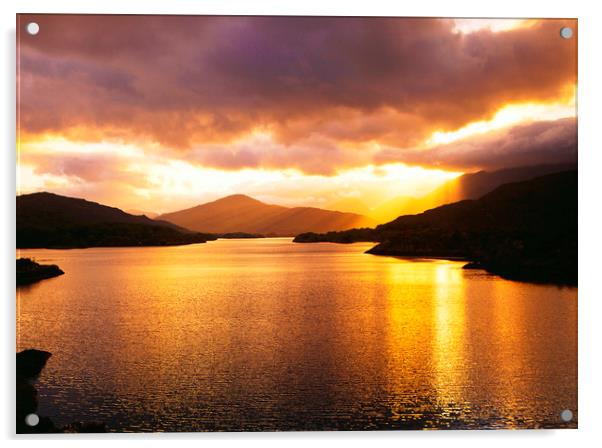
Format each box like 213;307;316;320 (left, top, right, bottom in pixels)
295;171;577;284
158;194;376;236
374;163;576;222
17;192;216;248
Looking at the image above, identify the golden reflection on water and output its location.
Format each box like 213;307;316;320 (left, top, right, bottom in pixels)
17;239;577;431
432;263;468;416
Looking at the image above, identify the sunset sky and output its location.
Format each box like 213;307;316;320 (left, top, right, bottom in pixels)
17;15;577;216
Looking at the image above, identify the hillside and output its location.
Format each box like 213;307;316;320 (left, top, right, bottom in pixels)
295;171;577;284
373;163;576;222
158;194;376;236
17;192;216;248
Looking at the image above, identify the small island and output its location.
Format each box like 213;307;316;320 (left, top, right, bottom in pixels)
16;258;64;285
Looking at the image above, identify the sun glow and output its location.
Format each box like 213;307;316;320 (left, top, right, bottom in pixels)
451;19;535;34
18;134;462;217
18;134;148;157
143;161;461;214
426;98;576;146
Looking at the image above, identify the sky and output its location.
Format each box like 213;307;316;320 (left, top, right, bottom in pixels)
17;15;577;216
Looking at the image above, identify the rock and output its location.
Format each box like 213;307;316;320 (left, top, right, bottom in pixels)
16;258;64;285
16;349;107;433
16;350;53;433
16;349;51;380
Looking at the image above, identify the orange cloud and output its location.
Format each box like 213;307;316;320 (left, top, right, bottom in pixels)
18;15;577;175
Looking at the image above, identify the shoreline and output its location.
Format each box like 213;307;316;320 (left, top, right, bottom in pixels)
17;238;577;287
295;239;577;287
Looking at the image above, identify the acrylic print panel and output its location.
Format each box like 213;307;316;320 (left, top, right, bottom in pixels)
16;14;577;433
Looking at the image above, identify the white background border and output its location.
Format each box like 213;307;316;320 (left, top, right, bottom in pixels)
2;0;601;447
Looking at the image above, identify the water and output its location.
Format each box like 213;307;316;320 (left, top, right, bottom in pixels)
16;238;577;431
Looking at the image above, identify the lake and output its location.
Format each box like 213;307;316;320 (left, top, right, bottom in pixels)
16;238;577;431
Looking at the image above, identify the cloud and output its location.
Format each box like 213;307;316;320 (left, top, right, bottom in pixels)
22;151;152;201
375;117;577;170
18;15;577;174
19;148;189;214
186;133;367;176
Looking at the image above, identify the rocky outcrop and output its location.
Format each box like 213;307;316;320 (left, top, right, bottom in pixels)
16;349;55;433
16;258;64;285
16;349;106;433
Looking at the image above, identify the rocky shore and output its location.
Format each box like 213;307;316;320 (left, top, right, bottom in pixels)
16;349;106;433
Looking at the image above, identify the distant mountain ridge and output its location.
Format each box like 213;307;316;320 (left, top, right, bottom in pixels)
157;194;376;236
373;163;577;222
427;162;577;203
17;192;215;248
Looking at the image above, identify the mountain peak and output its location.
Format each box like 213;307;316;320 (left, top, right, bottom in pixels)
220;194;257;201
158;193;375;236
213;194;265;205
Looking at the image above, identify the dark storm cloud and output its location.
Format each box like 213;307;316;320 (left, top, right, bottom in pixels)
18;15;577;172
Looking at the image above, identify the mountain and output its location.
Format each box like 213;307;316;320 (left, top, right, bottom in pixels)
373;163;577;222
17;192;216;248
157;194;377;236
295;171;577;284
